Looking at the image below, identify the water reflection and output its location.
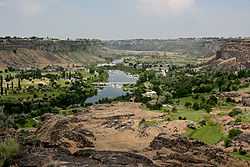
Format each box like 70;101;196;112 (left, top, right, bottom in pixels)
85;70;137;104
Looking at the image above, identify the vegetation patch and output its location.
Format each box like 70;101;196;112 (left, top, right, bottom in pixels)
236;112;250;123
224;128;242;147
228;108;242;117
0;139;20;166
187;124;224;145
170;109;209;122
139;119;160;128
230;152;250;161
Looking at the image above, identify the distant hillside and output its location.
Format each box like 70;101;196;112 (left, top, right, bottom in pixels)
207;38;250;70
0;37;112;68
3;37;248;69
105;38;224;57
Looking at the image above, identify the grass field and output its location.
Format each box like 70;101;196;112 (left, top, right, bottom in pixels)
187;124;224;144
169;109;210;122
178;96;204;105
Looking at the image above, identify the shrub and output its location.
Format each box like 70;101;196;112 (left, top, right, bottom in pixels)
192;94;199;99
192;102;200;111
184;102;192;109
0;139;20;166
229;108;242;117
201;104;213;113
207;95;218;106
235;117;242;123
171;107;177;112
239;148;247;156
199;120;207;127
0;112;15;128
224;137;232;148
228;128;242;139
226;97;234;103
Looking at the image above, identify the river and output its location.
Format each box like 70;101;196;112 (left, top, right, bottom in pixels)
85;70;138;104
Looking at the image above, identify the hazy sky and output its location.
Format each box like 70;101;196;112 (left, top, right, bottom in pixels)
0;0;250;39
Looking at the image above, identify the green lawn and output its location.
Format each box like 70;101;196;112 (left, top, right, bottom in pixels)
178;96;202;105
187;124;224;144
0;88;63;103
170;109;210;122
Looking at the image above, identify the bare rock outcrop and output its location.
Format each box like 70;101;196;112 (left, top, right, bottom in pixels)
34;114;95;153
208;39;250;70
145;134;237;167
12;103;250;167
14;147;157;167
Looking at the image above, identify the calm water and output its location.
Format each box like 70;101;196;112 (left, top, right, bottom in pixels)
85;70;138;104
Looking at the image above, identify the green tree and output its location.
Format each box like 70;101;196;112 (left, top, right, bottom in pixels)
0;139;20;167
18;78;21;90
192;102;200;111
0;76;3;95
185;102;192;109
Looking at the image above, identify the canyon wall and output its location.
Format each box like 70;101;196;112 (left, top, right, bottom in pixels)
215;39;250;69
0;37;107;68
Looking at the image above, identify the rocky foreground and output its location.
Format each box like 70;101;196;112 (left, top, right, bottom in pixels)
7;103;250;166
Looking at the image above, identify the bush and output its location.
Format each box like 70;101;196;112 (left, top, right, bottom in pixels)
199;120;207;127
184;102;192;108
200;103;213;113
0;112;15;128
239;148;247;156
229;108;242;117
171;107;177;113
224;129;242;148
0;139;20;166
224;138;232;148
226;97;234;103
177;116;187;120
192;94;199;99
207;95;218;106
192;102;200;111
228;128;242;139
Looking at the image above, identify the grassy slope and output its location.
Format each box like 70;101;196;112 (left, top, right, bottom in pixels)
170;109;209;122
187;124;224;145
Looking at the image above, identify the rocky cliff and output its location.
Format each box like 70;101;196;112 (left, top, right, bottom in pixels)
105;38;224;57
0;37;110;68
208;39;250;69
8;103;249;167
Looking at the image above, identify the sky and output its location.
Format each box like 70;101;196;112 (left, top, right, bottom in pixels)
0;0;250;40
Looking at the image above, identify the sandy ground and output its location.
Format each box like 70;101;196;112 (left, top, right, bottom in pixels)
63;102;189;152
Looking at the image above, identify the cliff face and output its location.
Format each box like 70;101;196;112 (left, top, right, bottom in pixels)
105;38;223;57
211;39;250;69
0;38;107;68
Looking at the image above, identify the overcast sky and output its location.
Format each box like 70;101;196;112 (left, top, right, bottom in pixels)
0;0;250;40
